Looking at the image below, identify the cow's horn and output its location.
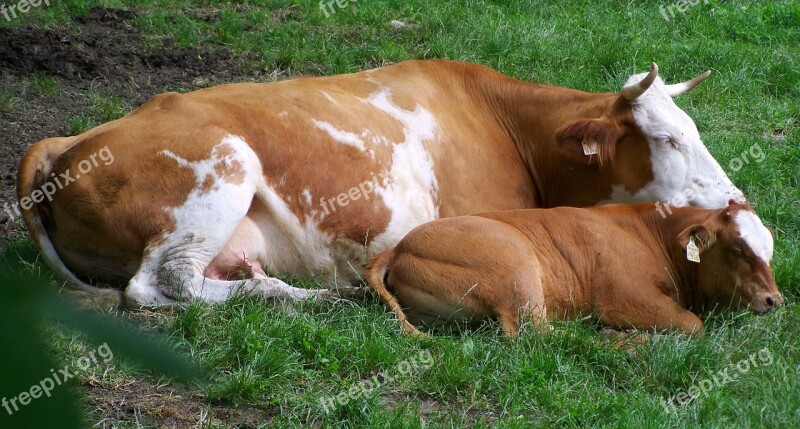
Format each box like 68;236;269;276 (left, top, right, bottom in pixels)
621;63;659;101
665;70;711;97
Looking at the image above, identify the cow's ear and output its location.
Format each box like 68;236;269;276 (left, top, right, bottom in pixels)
677;225;717;253
555;118;622;167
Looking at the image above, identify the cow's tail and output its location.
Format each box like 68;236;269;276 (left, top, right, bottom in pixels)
17;137;124;308
365;248;423;336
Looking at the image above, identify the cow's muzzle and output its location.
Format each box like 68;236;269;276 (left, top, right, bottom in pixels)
751;291;783;315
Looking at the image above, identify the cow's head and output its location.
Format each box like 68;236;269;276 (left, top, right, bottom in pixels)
677;203;781;314
556;63;746;209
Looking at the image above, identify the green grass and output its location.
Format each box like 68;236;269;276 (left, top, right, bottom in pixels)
26;73;59;96
0;74;58;112
66;92;132;135
0;89;23;112
67;114;97;136
85;91;132;122
2;0;799;427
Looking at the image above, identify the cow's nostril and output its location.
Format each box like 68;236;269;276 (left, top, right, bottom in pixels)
766;296;775;307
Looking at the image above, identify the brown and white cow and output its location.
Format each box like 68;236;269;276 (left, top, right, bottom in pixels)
365;203;781;336
17;60;746;308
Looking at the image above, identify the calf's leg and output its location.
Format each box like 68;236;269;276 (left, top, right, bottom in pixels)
495;276;549;337
600;294;704;336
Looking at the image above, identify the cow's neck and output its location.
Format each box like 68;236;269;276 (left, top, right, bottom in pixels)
645;207;716;311
483;77;619;207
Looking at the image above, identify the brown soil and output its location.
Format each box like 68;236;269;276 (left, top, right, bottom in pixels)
80;378;277;428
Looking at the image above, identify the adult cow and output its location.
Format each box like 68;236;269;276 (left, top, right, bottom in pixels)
18;60;745;308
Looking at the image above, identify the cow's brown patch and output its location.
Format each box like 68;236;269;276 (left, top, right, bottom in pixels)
200;175;216;194
214;159;245;185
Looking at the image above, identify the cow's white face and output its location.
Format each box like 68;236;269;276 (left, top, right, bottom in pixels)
616;71;746;209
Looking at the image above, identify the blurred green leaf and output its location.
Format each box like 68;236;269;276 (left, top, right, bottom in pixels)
0;272;200;429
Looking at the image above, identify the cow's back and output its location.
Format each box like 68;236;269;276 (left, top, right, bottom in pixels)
22;60;536;290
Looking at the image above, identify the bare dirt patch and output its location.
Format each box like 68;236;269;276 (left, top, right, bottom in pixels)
82;377;277;428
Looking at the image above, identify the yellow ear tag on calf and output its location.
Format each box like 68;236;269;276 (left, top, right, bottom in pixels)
582;140;599;155
687;236;700;263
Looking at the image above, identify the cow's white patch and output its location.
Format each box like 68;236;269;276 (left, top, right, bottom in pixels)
250;181;371;287
312;119;367;152
618;74;745;209
252;182;334;278
599;185;638;205
126;135;340;305
278;111;289;117
158;136;259;266
361;129;391;146
302;189;312;206
360;87;439;249
127;135;262;305
734;210;774;264
320;91;337;104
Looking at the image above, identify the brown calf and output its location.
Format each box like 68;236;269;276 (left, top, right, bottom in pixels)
366;203;781;336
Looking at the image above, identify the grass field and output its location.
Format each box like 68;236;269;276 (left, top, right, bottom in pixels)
1;0;799;427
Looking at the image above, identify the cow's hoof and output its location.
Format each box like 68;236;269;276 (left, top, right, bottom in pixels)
328;287;370;302
600;328;651;352
63;288;124;311
401;320;428;338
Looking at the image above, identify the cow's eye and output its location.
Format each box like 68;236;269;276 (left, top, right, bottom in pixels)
731;246;744;257
657;136;677;149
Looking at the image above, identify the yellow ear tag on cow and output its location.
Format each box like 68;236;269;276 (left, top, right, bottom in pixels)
687;236;700;263
582;140;599;156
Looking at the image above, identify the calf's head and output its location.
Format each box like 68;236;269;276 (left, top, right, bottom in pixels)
556;63;746;209
677;204;781;314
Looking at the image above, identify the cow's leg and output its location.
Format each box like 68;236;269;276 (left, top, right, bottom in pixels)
599;329;653;350
122;135;364;307
124;221;365;307
123;207;367;307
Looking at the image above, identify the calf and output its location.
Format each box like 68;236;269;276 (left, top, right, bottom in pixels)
365;203;781;336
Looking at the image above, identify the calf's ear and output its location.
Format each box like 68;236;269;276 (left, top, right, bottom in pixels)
677;225;717;253
555;118;623;167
